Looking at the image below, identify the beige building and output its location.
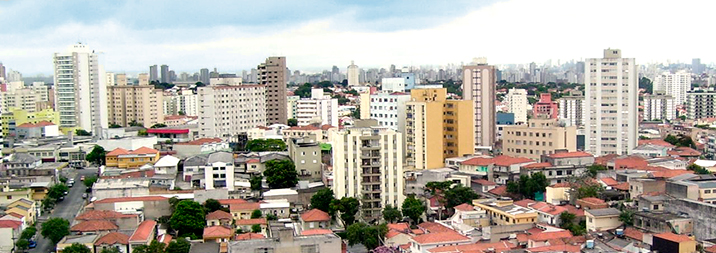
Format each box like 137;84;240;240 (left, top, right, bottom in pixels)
502;118;577;160
472;199;537;225
2;88;39;113
586;208;622;232
462;58;496;150
505;88;528;124
137;73;149;86
259;57;288;125
406;88;473;170
107;84;164;128
197;85;266;138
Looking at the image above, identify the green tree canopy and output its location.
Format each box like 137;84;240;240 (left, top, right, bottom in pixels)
109;123;122;128
86;145;106;165
425;181;452;195
20;226;36;240
250;175;263;191
41;217;70;244
132;240;166;253
15;239;29;251
245;139;287;152
251;209;263;219
264;160;298;189
688;164;711;174
401;196;426;225
203;199;222;213
169;200;206;238
294;83;313;98
83;176;98;188
587;164;607;178
310;188;336;214
62;243;92;253
165;237;191;253
331;197;360;225
251;224;262;233
576;182;603;199
620;209;634;226
382;205;402;223
100;248;122;253
444;185;480;209
507;172;549;199
48;183;69;200
287;118;298;126
346;223;387;250
75;129;91;136
151;123;167;128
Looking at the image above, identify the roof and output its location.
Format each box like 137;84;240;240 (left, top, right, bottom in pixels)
207;151;234;164
301;229;333;235
184;155;209;167
428;241;515;253
471;179;496;186
174;138;224;146
528;244;581;253
411;230;470;245
206;210;233;220
95;232;130;245
203;226;233;238
236;233;265;241
549;182;573;188
650;169;693;178
654;232;694;243
76;210;137;220
578;197;605;205
106;147;159;156
129;220;157;242
528;230;572;241
154;155;180;167
418;222;453;233
613;182;630;191
387;223;411;233
639;139;675;148
546;151;593;159
522;162;552;169
453;203;475;212
386;230;403;239
492;155;533;167
0;220;21;229
513;199;536;208
94;196;168;204
623;227;644;241
71;220;119;232
488;185;507;195
668;147;702;157
530;202;568;216
218;198;247;205
461;157;494;166
586;208;621;217
230;202;261;211
146;128;190;134
301;209;330;222
246;159;260;163
599;177;618;186
158;233;172;246
235;218;267;226
286;125;320;131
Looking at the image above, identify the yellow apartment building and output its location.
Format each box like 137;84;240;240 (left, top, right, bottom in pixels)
502;118;577;160
105;147;160;169
1;108;60;137
472;199;538;225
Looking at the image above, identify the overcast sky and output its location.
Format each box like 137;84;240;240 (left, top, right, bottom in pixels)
0;0;713;75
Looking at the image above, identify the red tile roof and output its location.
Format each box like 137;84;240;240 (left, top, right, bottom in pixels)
550;182;573;188
301;229;333;236
246;159;260;163
95;232;130;245
320;124;335;130
417;222;453;233
654;232;694;243
488;185;507;196
638;139;675;148
7;213;23;219
129;220;157;242
146;128;190;134
547;151;593;159
236;233;265;241
650;169;693;178
0;220;21;229
513;199;536;208
94;196;168;204
668;147;702;157
428;241;515;253
106;147;159;156
218;199;247;205
623;227;644;241
286;125;320;131
461;157;494;166
203;226;233;239
412;229;424;235
174;138;223;146
522;162;552;169
471;179;496;186
158;234;172;246
528;230;573;241
412;230;470;245
706;245;716;253
492;155;534;167
206;210;233;221
530;202;568;216
613;182;630;191
230;202;261;211
386;229;404;239
17;123;36;128
71;220;119;232
578;197;605;205
235;218;267;225
562;204;584;217
76;210;137;220
599;177;618;186
106;148;130;156
528;244;581;253
453;203;474;212
387;223;411;233
35;121;56;127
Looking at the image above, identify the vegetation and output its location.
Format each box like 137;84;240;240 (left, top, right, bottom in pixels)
83;176;98;188
507;172;549;199
151;81;175;90
576;182;604;199
688;164;711;174
86;145;106;165
351;106;360;118
443;79;461;96
109;123;122;128
251;224;262;233
165;238;191;253
48;183;69;200
203;199;223;213
294;83;314;98
287;118;298;126
346;223;388;250
331;197;360;225
249;175;263;191
251;209;263;219
138;129;148;136
264;160;298;189
619;209;634;226
41;217;70;244
401;195;426;225
169;200;206;238
266;213;278;220
587;164;608;178
151;123;167;128
100;247;122;253
132;240;167;253
639;77;653;94
310;188;335;215
75;129;91;136
128;120;143;127
245;139;287;152
664;134;696;148
559;212;586;236
62;243;92;253
444;185;480;209
382;205;402;223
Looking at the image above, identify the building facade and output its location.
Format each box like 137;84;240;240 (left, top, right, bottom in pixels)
653;71;691;106
686;89;716;119
462;59;496;150
644;93;675;121
295;89;338;127
558;91;585;127
197;85;266;138
532;93;558;119
505;88;528;124
107;85;164;128
347;61;360;86
368;92;411;132
584;49;638;156
502;118;577;160
259;57;288;125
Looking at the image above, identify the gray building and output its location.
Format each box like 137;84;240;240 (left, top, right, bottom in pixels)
228;228;341;253
200;68;210;84
259;57;288;125
160;64;169;83
149;65;158;82
687;89;716;119
287;138;322;182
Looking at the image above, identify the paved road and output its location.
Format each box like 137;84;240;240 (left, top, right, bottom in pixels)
30;168;98;253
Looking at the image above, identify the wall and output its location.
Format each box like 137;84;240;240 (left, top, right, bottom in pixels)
664;198;716;240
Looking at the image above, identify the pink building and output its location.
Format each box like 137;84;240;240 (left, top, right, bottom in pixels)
533;93;558;119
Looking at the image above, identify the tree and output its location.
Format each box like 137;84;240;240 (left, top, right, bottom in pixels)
639;77;653;94
251;224;262;233
688;164;711;174
310;188;335;214
559;212;575;229
132;240;166;253
577;183;603;198
444;185;480;209
508;173;549;199
587;164;607;178
168;197;181;213
287;118;298;126
20;226;36;240
151;123;167;128
169;201;206;238
250;175;263;191
48;183;69;200
15;239;29;251
59;176;68;184
109;123;122;128
351;107;360;118
402;196;426;225
677;135;696;148
42;197;56;210
266;214;278;220
294;83;313;98
75;129;91;136
264;160;298;189
382;205;402;223
425;181;451;195
619;209;634;226
318;81;333;88
86;145;106;165
203;199;222;213
251;209;263;219
83;176;98;188
165;237;191;253
128;120;143;127
245;139;287;152
62;243;92;253
346;222;367;246
100;248;122;253
333;197;360;225
664;134;679;145
345;222;387;250
41;217;70;244
138;129;148;136
178;111;186;116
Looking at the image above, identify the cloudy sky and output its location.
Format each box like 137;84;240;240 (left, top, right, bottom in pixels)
0;0;713;75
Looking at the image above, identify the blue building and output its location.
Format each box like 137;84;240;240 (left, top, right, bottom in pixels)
401;72;416;90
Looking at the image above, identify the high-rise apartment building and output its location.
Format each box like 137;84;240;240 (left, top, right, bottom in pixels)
463;58;496;150
160;65;169;83
643;93;675;121
115;74;127;86
502;118;577;161
653;71;691;106
198;85;266;138
692;58;704;75
347;61;360;86
149;65;158;82
330;119;405;221
0;62;6;80
2;87;39;113
138;73;149;86
686;89;716;119
295;89;339;126
164;89;199;116
558;91;585;127
584;49;638;156
53;43;108;133
259;57;287;125
107;83;164;128
367;92;411;132
405;88;474;170
200;68;210;84
532;93;558;119
505;88;528;124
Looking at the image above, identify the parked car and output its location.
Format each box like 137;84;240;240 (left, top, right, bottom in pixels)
68;182;73;187
63;191;68;195
80;176;85;181
58;196;64;201
82;193;88;199
28;240;36;248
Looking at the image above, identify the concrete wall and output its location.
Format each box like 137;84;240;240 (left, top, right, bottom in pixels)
664;198;716;240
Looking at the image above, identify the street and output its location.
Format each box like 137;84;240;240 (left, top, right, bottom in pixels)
30;168;98;253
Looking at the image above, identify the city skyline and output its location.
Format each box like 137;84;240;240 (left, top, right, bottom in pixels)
2;0;716;75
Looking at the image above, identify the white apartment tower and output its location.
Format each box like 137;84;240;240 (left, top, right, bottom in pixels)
53;43;108;133
643;93;675;121
295;89;339;126
347;61;360;86
558;91;585;127
367;92;411;132
584;49;638;156
330;120;405;221
505;88;528;124
198;85;266;138
462;58;497;150
653;71;691;106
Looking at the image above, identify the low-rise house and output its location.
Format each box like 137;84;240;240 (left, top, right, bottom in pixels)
92;178;151;200
300;209;330;230
76;210;140;231
630;178;665;199
585;208;622;231
227;228;341;253
105;147;160;169
524;202;568;226
632;144;670;157
470;179;496;194
235;218;267;234
129;220;157;252
385;223;413;247
173;138;230;158
491;155;535;184
637;194;667;211
576;197;608;210
544;182;574;205
449;203;489;227
153;155;180;175
633;211;693;235
457;156;493;178
230;202;261;220
94;232;130;253
0;188;32;207
409;222;472;253
235;233;265;241
56;234;99;253
206;210;233;227
92;196;170;220
260;200;290;219
182;154;208;182
71;220;119;234
15;121;59;139
0;220;21;253
203;225;233;243
282;125;322;143
6;198;35;226
472;199;537;225
652;232;696;253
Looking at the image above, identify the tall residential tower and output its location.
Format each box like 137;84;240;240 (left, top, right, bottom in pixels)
259;57;288;125
462;58;497;151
